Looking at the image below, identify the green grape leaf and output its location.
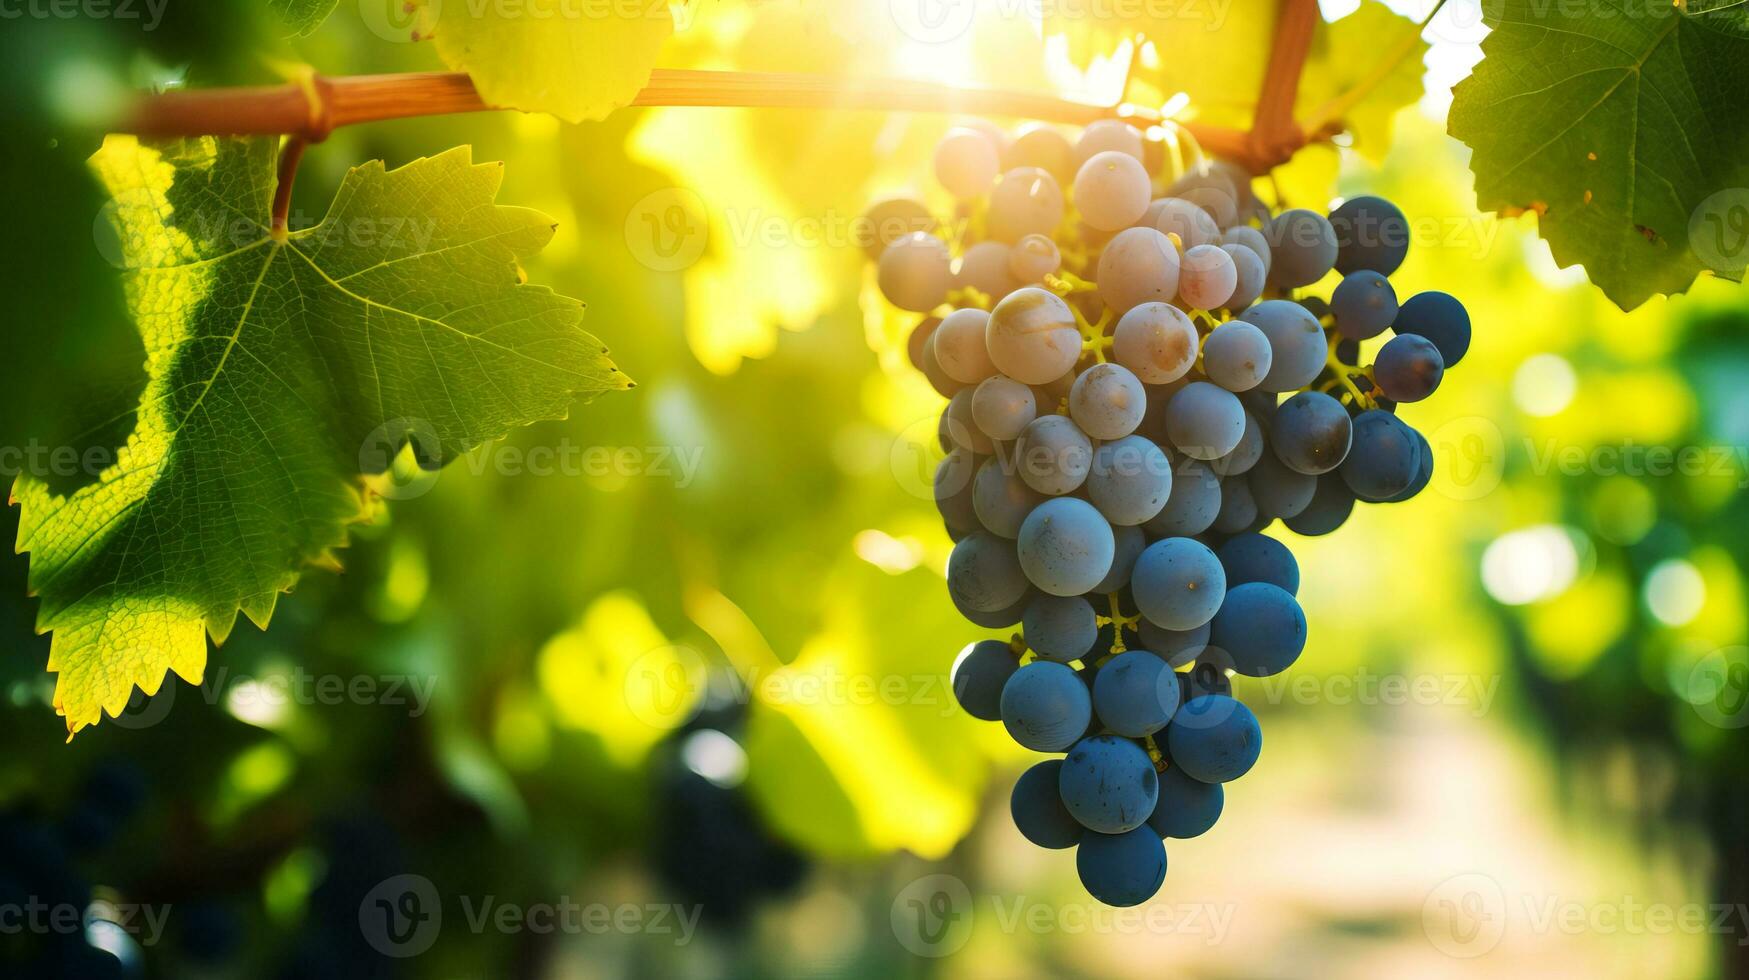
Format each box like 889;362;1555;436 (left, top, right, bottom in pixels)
431;0;675;123
1449;3;1749;309
13;136;628;735
1296;2;1430;164
267;0;338;36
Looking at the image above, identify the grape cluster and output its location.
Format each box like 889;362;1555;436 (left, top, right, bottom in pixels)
865;121;1472;906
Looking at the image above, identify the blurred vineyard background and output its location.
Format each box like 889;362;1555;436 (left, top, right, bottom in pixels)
2;0;1747;977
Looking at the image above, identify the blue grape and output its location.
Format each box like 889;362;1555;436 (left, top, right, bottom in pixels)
1247;451;1317;520
1263;208;1337;288
1393;290;1470;366
1209;582;1306;677
1167;168;1240;227
953;586;1033;628
1374;333;1445;402
1330;270;1398;340
1005;124;1075;182
1177;660;1233;702
1340;410;1422;501
1059;735;1159;832
1024;594;1098;662
1015;413;1093;495
1144;197;1222;248
1070;362;1147;440
1093;522;1146;593
952;639;1019;720
1329;195;1409;276
1221;242;1267;310
1138;619;1209;668
1216;533;1299;594
988;166;1066;243
1077;827;1167;907
1165;381;1246;460
1011;760;1084;848
1087;435;1173;525
1076;150;1152;231
1167;695;1262;782
947;532;1029;612
1210;475;1259;534
1143;458;1221;536
1385;429;1433;503
1097;227;1180;315
972;375;1038;441
1147;766;1224;839
1131;537;1226;630
1018;497;1116;596
1201;320;1273;392
877;232;952;312
1238;300;1326;392
935;448;980;534
1269;390;1352;475
1001;661;1093;751
972;457;1043;538
1284;474;1356;536
1092;651;1179;737
1208;411;1264;477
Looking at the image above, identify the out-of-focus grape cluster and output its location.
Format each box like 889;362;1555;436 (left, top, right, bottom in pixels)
864;120;1473;906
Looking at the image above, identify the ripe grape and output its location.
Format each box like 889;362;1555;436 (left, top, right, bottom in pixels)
1060;735;1159;832
1017;497;1116;596
859;197;935;259
1165;381;1246;460
987;286;1083;384
956;240;1018;303
972;457;1042;538
1011;760;1083;848
1167;168;1240;228
1329;194;1410;276
1374;333;1445;402
947;531;1029;612
1210;582;1306;677
1341;410;1422;500
1331;269;1398;340
932;308;996;384
918;328;965;397
1147;766;1223;839
1221;242;1267;310
1024;594;1098;662
1269;391;1352;475
1131;537;1226;630
1069;362;1147;439
1014;413;1093;494
1284;473;1357;536
934;126;1000;199
1086;435;1173;525
1247;451;1318;520
1208;411;1263;477
1005;124;1076;183
935;448;979;533
1202;320;1272;393
1143;197;1221;249
1112;302;1198;384
1073;119;1144;167
1385;429;1434;503
951;639;1018;720
1002;660;1093;751
1178;243;1237;310
988;167;1066;243
1076;827;1167;907
1009;233;1061;283
1097;227;1180;315
1221;224;1271;275
954;587;1032;628
1143;458;1221;537
1092;652;1178;737
1075;151;1152;231
1167;695;1261;783
971;374;1037;441
1093;522;1147;593
877;232;952;312
1138;618;1210;668
1393;291;1471;366
1239;300;1327;392
1210;475;1259;533
1264;208;1338;287
940;388;992;454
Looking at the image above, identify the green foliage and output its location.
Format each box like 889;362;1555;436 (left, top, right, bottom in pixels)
266;0;338;36
1451;3;1749;309
14;136;626;734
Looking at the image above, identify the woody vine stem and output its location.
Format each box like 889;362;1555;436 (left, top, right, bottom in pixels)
107;0;1438;234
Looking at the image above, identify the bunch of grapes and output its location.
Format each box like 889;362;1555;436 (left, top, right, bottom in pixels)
864;120;1472;907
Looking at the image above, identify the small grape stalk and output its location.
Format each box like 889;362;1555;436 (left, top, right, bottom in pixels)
871;120;1473;907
